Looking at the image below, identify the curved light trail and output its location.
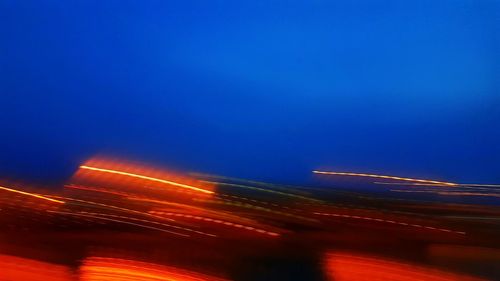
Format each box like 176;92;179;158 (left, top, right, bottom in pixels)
313;171;458;186
80;165;214;194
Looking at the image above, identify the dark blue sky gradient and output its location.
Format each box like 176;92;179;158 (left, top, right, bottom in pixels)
1;0;499;186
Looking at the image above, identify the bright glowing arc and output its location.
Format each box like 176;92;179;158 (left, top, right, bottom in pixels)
80;165;214;194
0;185;65;204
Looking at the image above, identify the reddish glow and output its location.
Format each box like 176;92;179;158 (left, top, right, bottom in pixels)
0;185;65;204
0;254;74;281
80;257;229;281
324;252;485;281
313;170;458;186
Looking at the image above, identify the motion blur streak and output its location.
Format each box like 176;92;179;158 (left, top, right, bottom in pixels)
65;184;135;197
0;185;65;204
149;211;280;237
70;211;216;237
391;189;500;198
324;252;486;281
193;173;316;195
201;180;320;202
376;182;500;189
198;197;316;222
135;199;261;225
51;196;177;222
1;156;498;279
48;210;190;237
80;165;214;194
80;257;229;281
314;212;466;235
0;254;74;281
435;192;500;198
313;170;458;186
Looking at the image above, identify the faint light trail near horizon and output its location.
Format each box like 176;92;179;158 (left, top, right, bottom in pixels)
314;212;465;235
0;185;65;204
313;171;458;186
80;165;214;194
201;180;321;202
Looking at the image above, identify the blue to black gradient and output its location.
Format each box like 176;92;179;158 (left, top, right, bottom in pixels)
1;0;499;185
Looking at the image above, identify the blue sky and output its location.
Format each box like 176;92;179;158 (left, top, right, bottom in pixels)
1;0;499;185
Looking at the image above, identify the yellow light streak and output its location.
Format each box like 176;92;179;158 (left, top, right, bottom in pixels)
80;165;214;194
0;185;65;204
313;171;458;186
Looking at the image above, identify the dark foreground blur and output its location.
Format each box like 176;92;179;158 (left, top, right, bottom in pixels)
1;157;499;280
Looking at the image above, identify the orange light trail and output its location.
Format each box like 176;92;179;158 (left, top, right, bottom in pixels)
80;165;214;194
0;185;65;204
313;171;458;186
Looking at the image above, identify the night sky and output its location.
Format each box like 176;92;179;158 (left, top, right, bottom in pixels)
1;0;499;186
